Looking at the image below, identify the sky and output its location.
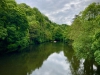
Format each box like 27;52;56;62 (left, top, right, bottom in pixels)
15;0;100;25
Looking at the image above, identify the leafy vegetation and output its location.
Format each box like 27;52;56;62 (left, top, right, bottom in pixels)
0;0;68;53
68;2;100;65
0;0;29;52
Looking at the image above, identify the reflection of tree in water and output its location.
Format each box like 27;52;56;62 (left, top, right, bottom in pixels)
63;43;100;75
26;42;63;74
83;59;93;75
0;43;100;75
63;44;80;75
83;59;100;75
0;42;64;75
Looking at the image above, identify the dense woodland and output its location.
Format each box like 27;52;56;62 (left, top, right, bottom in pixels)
68;3;100;65
0;0;100;65
0;0;69;53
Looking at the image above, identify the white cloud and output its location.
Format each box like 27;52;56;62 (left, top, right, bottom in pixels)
15;0;100;25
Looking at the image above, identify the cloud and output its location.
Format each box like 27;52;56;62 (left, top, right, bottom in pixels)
15;0;100;25
30;51;71;75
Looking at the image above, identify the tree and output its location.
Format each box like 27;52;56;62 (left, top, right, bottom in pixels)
69;2;100;64
0;0;29;52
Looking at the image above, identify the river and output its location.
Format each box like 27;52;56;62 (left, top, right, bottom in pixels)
0;42;100;75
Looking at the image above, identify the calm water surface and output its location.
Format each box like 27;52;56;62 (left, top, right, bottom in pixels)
0;42;100;75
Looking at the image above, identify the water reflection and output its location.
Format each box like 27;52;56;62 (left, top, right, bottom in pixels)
30;51;71;75
0;42;99;75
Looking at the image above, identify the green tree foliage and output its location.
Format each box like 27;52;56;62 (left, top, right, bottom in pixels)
0;0;68;53
18;3;68;44
0;0;29;53
69;2;100;64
